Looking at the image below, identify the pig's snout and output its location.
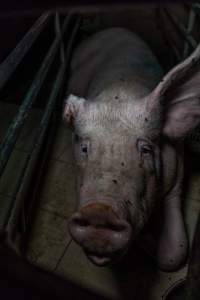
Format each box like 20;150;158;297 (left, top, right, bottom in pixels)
68;202;132;266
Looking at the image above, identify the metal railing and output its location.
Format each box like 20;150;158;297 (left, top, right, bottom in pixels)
0;12;81;248
159;4;200;62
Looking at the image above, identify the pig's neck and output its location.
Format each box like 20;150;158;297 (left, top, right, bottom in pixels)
86;61;163;101
87;77;153;101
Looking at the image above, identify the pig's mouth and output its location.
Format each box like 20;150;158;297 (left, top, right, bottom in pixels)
85;252;112;266
85;245;129;266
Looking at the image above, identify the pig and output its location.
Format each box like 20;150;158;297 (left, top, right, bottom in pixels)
63;28;200;271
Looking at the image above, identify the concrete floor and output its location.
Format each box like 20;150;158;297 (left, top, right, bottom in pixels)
0;101;200;300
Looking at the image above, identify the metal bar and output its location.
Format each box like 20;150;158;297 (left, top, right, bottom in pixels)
192;3;200;14
5;65;65;230
55;12;65;63
185;212;200;300
192;5;200;21
0;12;51;91
158;8;182;62
183;9;196;59
164;8;198;50
165;36;182;61
0;14;72;178
4;17;81;243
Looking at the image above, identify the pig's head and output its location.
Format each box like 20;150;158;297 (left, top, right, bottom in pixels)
63;45;200;266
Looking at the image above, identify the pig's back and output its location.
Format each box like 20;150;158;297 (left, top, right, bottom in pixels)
68;27;163;98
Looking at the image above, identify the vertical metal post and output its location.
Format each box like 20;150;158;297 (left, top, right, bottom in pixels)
55;12;65;64
183;9;196;59
164;8;197;50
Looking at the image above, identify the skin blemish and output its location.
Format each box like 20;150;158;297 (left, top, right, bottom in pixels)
121;162;125;166
112;179;118;184
145;118;148;122
115;96;119;100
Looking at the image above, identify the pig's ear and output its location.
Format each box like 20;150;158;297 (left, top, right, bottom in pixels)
150;45;200;140
63;94;86;127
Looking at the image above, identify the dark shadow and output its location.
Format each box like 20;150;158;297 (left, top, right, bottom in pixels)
110;244;158;300
0;246;110;300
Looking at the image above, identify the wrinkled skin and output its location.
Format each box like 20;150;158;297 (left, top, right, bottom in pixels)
63;28;200;271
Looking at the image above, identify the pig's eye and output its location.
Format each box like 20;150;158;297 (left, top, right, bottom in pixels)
74;135;90;162
79;139;90;157
74;134;90;160
141;145;153;155
81;143;88;154
137;139;158;175
137;139;154;156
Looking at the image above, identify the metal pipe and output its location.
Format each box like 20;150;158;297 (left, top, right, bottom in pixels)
192;3;200;18
158;8;182;62
185;212;200;300
164;8;198;51
0;12;51;91
0;14;72;178
55;12;65;63
4;17;81;245
5;64;66;239
183;9;196;59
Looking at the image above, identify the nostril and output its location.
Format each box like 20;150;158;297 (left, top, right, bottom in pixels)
72;216;126;232
69;207;133;257
112;179;118;184
70;204;130;234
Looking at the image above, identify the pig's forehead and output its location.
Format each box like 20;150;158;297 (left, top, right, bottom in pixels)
76;100;149;136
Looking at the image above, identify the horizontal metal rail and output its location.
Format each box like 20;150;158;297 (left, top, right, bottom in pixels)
0;12;51;91
6;17;81;239
0;14;72;178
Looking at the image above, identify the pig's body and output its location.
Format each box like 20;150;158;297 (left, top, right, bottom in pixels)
64;28;200;271
69;28;179;193
69;28;163;98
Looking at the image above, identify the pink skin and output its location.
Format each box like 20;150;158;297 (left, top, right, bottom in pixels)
69;201;132;265
64;28;200;270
